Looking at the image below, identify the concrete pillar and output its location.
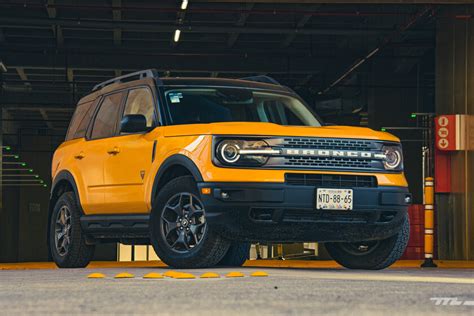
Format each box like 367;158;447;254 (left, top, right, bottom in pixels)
435;6;474;260
0;72;2;213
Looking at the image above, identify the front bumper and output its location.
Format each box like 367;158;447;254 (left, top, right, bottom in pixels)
197;182;411;243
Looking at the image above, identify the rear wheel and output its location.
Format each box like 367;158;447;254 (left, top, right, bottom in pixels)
49;192;95;268
150;176;230;268
325;213;409;270
218;242;250;267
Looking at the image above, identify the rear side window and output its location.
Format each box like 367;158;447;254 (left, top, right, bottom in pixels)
65;100;96;141
90;92;124;139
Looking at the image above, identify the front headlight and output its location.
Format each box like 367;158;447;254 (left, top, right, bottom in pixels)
215;139;277;166
382;145;403;170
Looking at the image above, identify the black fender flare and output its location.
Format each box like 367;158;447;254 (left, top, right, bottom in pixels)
151;154;204;205
49;170;83;213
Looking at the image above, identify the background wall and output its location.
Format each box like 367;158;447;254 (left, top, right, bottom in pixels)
435;6;474;260
0;132;116;262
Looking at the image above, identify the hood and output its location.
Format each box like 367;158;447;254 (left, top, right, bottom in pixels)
163;122;400;142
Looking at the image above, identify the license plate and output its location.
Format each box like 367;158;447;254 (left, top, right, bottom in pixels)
316;188;353;210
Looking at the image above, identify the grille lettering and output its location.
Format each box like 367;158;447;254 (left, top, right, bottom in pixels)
282;149;385;159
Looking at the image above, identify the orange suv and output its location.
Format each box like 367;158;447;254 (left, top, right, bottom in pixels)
48;69;411;269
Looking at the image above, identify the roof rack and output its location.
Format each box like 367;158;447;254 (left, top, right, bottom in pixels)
92;69;159;92
239;75;281;86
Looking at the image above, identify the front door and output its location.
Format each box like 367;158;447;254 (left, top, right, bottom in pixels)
102;87;159;213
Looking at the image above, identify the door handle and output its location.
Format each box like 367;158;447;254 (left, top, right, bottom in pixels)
74;152;85;160
107;147;121;155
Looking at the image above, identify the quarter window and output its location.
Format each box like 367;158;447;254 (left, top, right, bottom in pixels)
90;92;124;139
65;100;97;141
123;88;155;128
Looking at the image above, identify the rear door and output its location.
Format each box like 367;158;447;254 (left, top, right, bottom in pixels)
80;91;125;214
102;86;160;213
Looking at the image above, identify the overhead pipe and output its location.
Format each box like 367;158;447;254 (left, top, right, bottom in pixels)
319;5;435;95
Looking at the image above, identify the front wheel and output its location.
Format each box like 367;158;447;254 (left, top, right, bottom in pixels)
150;176;230;268
325;213;410;270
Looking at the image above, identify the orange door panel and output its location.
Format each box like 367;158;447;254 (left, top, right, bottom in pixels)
102;132;159;213
72;138;110;214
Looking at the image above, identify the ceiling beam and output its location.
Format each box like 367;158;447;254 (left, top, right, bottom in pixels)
1;91;76;108
39;109;55;129
196;0;474;3
67;68;75;93
46;0;64;47
0;17;432;37
227;3;254;48
3;51;343;74
112;0;122;46
281;5;320;48
15;67;31;89
46;0;57;18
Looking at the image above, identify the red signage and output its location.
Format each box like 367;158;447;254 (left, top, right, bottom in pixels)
435;115;456;151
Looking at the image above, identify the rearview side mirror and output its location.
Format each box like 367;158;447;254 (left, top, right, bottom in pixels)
120;114;148;133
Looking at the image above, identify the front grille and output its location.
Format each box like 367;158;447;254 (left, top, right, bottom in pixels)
285;173;378;188
284;156;373;169
266;137;385;172
282;137;373;151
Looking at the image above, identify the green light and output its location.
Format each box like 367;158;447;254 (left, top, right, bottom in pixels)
21;163;26;167
411;113;417;118
14;155;19;159
6;146;11;151
35;175;39;178
29;169;33;173
39;180;44;183
43;184;47;188
381;128;386;132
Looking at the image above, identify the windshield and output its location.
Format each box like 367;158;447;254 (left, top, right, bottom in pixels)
164;87;321;127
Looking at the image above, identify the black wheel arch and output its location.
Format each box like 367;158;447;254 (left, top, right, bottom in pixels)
47;170;83;260
151;154;204;206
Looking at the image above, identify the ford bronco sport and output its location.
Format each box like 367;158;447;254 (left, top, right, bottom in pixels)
48;69;411;269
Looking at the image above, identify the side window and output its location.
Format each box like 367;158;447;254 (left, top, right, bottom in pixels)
65;100;96;141
122;88;156;128
90;92;124;139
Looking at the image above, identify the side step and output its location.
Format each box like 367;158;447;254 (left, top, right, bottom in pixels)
80;214;150;240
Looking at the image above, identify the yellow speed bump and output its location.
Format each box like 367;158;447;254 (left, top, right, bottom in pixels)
163;271;181;278
114;272;135;279
172;272;196;279
143;272;164;279
226;271;245;278
200;272;220;279
87;272;106;279
250;271;268;277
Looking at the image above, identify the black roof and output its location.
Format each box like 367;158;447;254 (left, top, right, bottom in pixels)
160;77;292;93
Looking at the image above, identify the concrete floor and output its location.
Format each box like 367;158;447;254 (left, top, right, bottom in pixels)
0;267;472;315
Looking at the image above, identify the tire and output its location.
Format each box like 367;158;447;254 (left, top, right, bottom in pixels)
150;176;230;268
218;242;251;267
325;213;410;270
49;192;95;268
